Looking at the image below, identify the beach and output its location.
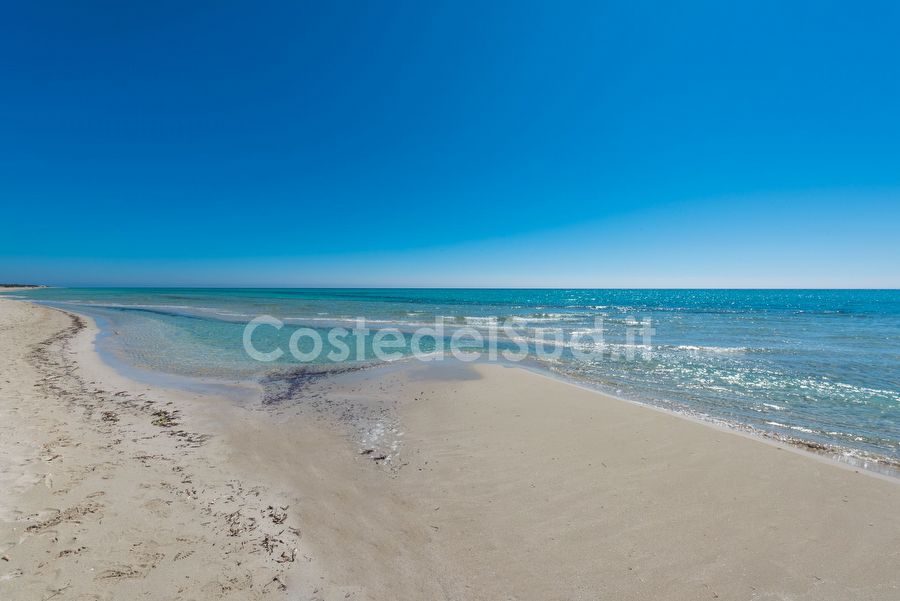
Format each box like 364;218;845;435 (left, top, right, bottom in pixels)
2;296;899;600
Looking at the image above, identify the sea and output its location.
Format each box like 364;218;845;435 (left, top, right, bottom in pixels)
4;287;898;470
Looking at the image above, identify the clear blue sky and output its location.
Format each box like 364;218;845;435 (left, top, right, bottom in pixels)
2;1;898;287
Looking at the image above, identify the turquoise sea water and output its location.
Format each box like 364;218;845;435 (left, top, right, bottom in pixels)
5;288;899;466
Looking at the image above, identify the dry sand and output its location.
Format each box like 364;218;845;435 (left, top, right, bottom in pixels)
1;298;898;600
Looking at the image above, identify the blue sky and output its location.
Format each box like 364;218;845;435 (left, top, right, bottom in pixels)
2;1;899;287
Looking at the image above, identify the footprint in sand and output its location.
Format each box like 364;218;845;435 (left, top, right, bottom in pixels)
25;503;102;532
0;568;24;581
142;498;173;517
95;565;143;581
173;549;195;562
95;550;164;581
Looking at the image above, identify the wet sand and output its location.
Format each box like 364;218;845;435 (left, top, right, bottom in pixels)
1;298;899;600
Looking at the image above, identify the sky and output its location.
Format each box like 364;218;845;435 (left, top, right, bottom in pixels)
1;1;899;287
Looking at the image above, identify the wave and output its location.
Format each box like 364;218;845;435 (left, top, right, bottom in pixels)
764;420;819;435
670;345;750;354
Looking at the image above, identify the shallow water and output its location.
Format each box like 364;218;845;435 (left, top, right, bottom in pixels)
6;287;899;464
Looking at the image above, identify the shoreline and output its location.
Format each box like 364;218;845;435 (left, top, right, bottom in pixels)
7;289;898;474
3;298;900;600
515;360;900;480
38;294;900;480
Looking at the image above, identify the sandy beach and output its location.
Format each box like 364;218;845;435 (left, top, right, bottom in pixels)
2;296;899;601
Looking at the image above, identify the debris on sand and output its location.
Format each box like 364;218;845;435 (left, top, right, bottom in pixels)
266;505;288;524
151;409;178;428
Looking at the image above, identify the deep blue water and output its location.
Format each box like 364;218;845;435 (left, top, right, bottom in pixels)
5;288;899;465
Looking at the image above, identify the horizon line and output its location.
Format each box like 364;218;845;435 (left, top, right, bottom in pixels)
6;285;900;291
